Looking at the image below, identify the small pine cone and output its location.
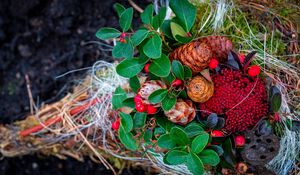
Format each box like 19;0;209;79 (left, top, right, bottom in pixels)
187;76;214;103
170;42;212;73
138;80;166;104
198;36;233;63
164;99;196;125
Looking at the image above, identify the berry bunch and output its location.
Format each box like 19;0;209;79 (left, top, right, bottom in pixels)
119;32;126;43
134;94;157;114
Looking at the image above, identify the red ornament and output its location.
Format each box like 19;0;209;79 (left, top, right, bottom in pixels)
248;65;260;77
144;63;150;73
135;103;146;112
120;38;126;43
239;53;246;63
147;105;157;114
208;58;219;69
120;32;126;38
273;112;281;122
235;135;245;147
171;79;183;87
134;94;143;104
112;118;120;130
211;130;224;137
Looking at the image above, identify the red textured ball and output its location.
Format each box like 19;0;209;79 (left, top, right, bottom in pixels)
235;135;245;147
171;79;183;87
120;32;126;38
200;68;268;132
147;105;157;114
211;130;224;137
248;65;261;77
144;63;150;73
135;103;146;112
134;94;143;104
208;58;219;69
112;118;120;130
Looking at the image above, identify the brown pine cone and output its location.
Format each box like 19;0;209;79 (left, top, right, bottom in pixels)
170;42;212;73
138;80;166;105
198;36;233;63
187;76;214;103
164;99;196;125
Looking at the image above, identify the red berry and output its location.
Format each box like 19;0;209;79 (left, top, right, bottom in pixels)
171;79;183;87
208;58;219;69
120;38;126;43
135;103;146;112
120;32;126;38
235;135;245;147
239;53;245;63
112;118;120;130
186;32;192;37
273;112;281;122
147;105;157;114
248;65;260;77
211;130;224;137
144;63;150;73
134;95;143;104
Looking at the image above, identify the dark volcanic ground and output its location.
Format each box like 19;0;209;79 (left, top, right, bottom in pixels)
0;0;150;174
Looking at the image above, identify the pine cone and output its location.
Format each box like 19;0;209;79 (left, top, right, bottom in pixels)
170;42;212;73
198;36;233;63
164;99;196;125
138;80;166;105
187;76;214;103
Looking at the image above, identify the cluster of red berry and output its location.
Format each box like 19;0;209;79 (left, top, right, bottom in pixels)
134;94;157;114
200;68;268;132
211;130;245;147
119;32;126;43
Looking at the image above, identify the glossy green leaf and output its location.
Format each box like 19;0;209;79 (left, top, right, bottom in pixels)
96;27;121;40
152;7;166;29
131;29;149;46
129;76;140;93
157;134;176;149
148;89;168;104
165;72;176;84
133;112;147;129
141;4;153;25
165;150;188;165
144;129;153;143
119;112;133;132
114;3;125;17
161;95;176;111
270;86;282;112
161;20;173;39
154;127;165;136
175;35;193;43
119;126;137;151
184;66;192;79
184;123;204;138
169;0;196;31
119;8;133;31
191;132;209;153
143;33;162;59
116;58;145;78
172;60;185;80
170;22;186;38
170;127;189;146
149;54;171;77
122;97;135;108
209;145;224;156
112;41;134;59
198;149;220;166
222;138;236;167
187;152;204;175
112;87;127;109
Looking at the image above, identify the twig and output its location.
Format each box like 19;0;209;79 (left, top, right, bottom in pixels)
25;74;35;114
128;0;143;13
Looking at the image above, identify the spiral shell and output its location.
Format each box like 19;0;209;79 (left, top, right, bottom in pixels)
164;99;196;125
187;76;214;103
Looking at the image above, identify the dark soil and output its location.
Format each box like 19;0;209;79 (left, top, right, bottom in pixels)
0;0;150;174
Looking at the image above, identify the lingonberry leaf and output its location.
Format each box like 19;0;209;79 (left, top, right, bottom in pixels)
141;4;153;25
161;95;176;111
170;127;189;146
131;29;149;46
184;122;204;138
112;86;127;109
143;33;162;59
119;8;133;32
243;51;257;71
227;50;241;70
191;131;209;153
170;22;187;40
112;40;134;59
164;72;176;85
119;112;133;132
161;20;173;39
96;27;121;40
122;97;135;108
165;150;188;165
172;60;185;80
119;126;137;151
149;54;171;77
114;3;126;17
157;134;176;149
174;35;193;43
270;86;282;112
208;145;224;156
186;152;205;175
129;76;140;93
222;138;236;167
152;7;167;30
229;50;243;72
169;0;196;31
184;66;192;79
133;112;147;129
143;129;153;143
198;149;220;166
148;89;168;104
116;58;145;78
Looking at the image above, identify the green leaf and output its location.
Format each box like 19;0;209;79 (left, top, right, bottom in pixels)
161;20;173;39
175;35;193;43
184;123;204;138
165;150;188;165
119;126;137;151
170;22;187;39
270;86;282;112
169;0;196;31
133;112;147;128
178;90;187;98
161;95;176;111
141;4;153;25
208;145;224;156
116;58;145;78
149;54;171;77
112;87;127;109
148;89;168;104
154;127;165;136
122;97;135;108
222;138;236;167
164;72;176;84
119;8;133;32
157;134;176;149
143;33;162;59
172;60;185;80
129;76;140;93
119;112;133;132
112;41;134;59
198;149;220;166
184;66;192;79
131;29;149;46
152;7;167;29
187;152;204;175
144;129;153;143
96;27;121;40
114;3;125;17
191;132;209;153
170;127;189;146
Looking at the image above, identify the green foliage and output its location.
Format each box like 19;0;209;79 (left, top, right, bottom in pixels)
172;60;185;80
116;58;146;78
187;152;204;175
165;150;188;165
161;95;176;111
170;127;189;146
129;76;140;93
131;29;149;46
141;5;154;25
133;112;147;128
119;8;133;32
157;134;176;149
119;125;137;151
148;89;168;104
112;40;134;59
191;132;209;153
143;33;162;59
198;149;220;166
149;54;171;77
119;112;133;132
112;87;126;109
96;27;121;40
